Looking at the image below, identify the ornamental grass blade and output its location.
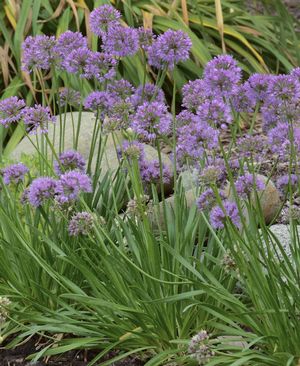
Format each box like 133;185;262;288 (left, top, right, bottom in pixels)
214;0;226;53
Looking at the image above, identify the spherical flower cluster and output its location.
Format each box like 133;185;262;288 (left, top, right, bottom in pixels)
54;31;87;65
84;91;115;114
22;35;56;72
197;188;225;211
131;101;172;141
266;74;300;105
210;200;240;229
0;97;26;127
182;79;210;112
137;28;155;50
68;211;94;236
2;163;29;185
55;171;92;204
267;123;300;157
107;79;134;100
236;135;266;159
90;4;121;36
276;174;299;194
139;159;172;185
197;98;232;129
119;140;145;162
54;150;86;175
231;83;256;113
246;73;273;104
234;174;265;199
102;25;139;58
28;177;57;207
22;105;56;134
203;55;242;97
58;88;81;108
176;121;219;164
83;52;117;82
188;330;215;365
63;47;92;74
130;83;165;108
147;29;192;69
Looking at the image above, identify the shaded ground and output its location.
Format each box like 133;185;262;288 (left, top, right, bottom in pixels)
0;336;145;366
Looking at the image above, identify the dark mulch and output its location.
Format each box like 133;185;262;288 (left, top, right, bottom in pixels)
0;336;145;366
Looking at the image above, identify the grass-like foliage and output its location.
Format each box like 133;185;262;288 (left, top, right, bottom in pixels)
0;4;299;365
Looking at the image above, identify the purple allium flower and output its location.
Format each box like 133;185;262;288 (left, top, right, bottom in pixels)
131;101;172;140
231;83;256;113
84;91;114;113
176;121;219;164
235;173;265;198
105;99;134;130
246;73;274;103
197;188;225;211
139;159;171;185
130;83;165;107
55;170;92;204
28;177;57;207
90;4;121;36
236;135;266;160
188;330;209;354
197;98;232;129
54;150;86;175
137;28;155;50
182;79;210;112
58;88;81;108
203;55;242;97
267;123;300;156
107;79;134;100
199;165;224;185
0;97;26;127
210;200;240;229
54;31;87;65
83;52;117;82
68;211;94;236
188;330;215;365
22;35;56;72
22;105;56;135
176;110;198;127
63;47;92;74
119;140;145;162
2;163;29;185
277;174;298;193
147;29;192;69
266;74;300;105
102;25;139;57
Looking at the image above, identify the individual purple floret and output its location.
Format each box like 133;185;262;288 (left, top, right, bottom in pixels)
210;200;240;229
22;35;56;72
182;79;210;112
147;29;192;69
130;83;165;107
2;163;29;185
197;98;232;129
68;211;94;236
83;52;117;82
54;150;86;175
63;47;92;74
277;174;299;193
176;121;219;164
102;25;139;57
58;88;81;108
54;31;87;66
137;28;155;50
246;73;274;104
0;97;26;127
203;55;242;97
28;177;57;207
90;4;121;37
22;105;56;135
234;173;265;199
139;159;172;185
131;101;172;141
107;79;134;100
55;170;92;204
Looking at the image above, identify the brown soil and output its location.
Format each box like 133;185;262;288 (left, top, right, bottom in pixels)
0;336;145;366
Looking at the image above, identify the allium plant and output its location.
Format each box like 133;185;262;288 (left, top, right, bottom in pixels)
0;7;299;366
